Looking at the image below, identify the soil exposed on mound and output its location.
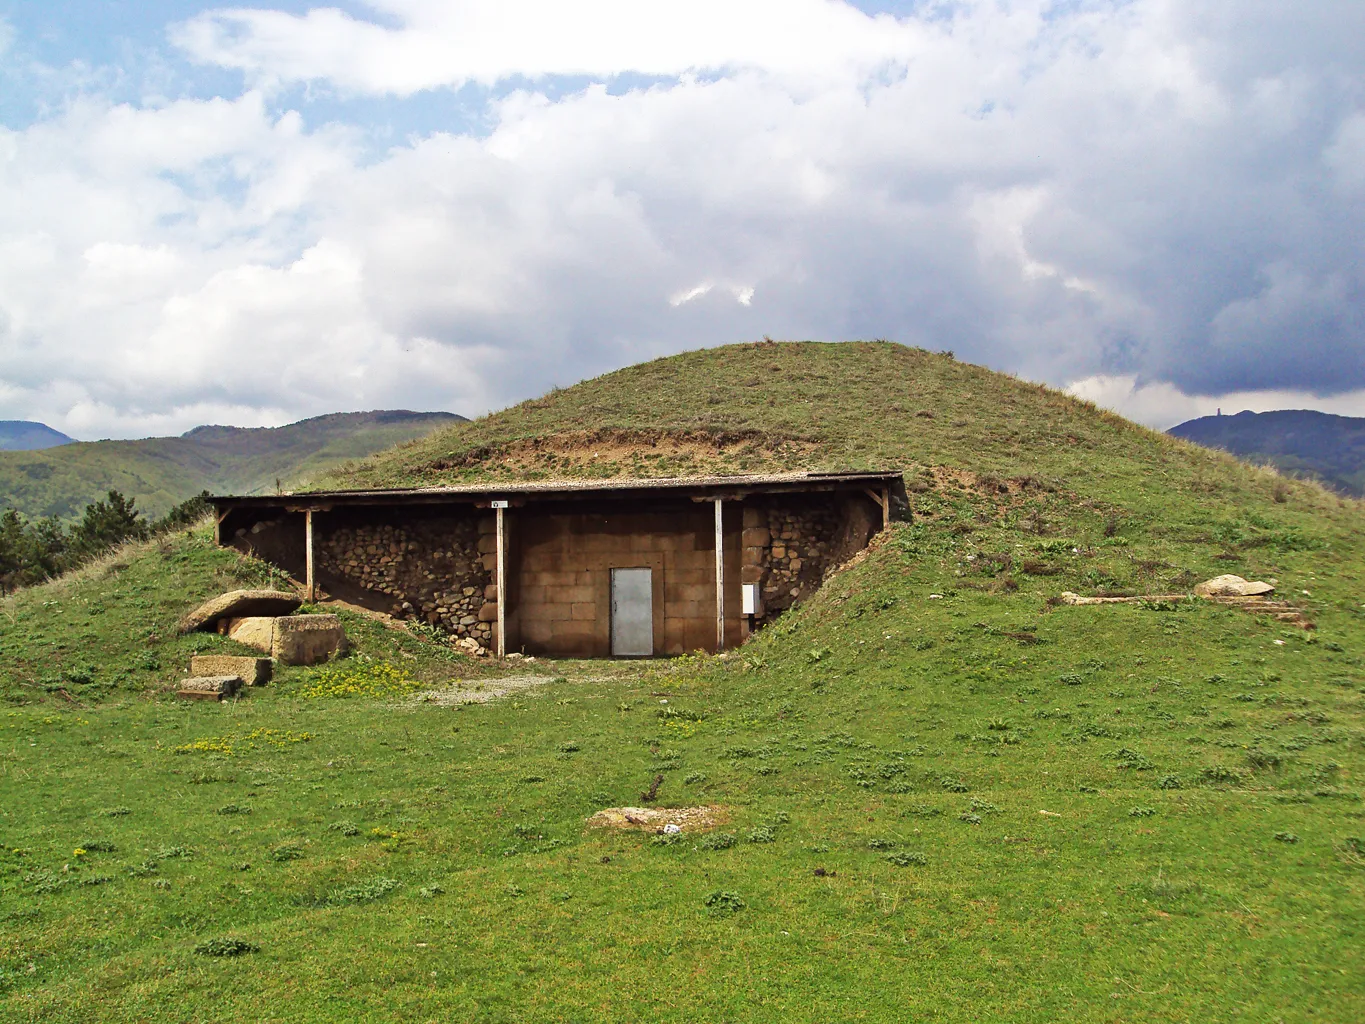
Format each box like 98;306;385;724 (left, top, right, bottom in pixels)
413;427;822;483
586;805;730;832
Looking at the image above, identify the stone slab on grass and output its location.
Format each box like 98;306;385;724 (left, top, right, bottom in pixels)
226;617;277;654
272;614;346;666
190;655;272;686
179;590;301;633
1194;574;1275;597
177;675;241;699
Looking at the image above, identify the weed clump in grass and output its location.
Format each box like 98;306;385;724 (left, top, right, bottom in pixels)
1111;748;1156;771
96;807;131;818
1274;832;1299;844
418;884;445;898
704;890;746;915
1200;765;1243;786
300;663;424;700
1157;774;1182;790
884;851;927;867
327;821;360;837
332;877;398;904
700;832;737;851
217;804;251;816
269;843;304;862
194;937;259;957
1130;806;1157;818
747;825;776;844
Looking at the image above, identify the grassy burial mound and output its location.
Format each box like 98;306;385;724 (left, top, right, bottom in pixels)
1;342;1363;1022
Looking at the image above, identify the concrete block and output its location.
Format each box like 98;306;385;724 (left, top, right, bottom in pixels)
674;583;713;603
484;584;499;601
478;601;500;622
570;602;597;621
544;602;574;622
742;527;770;547
480;553;498;572
742;507;765;529
190;656;272;686
559;585;596;604
226;616;276;654
178;675;241;697
477;534;498;554
740;565;764;584
272;615;347;666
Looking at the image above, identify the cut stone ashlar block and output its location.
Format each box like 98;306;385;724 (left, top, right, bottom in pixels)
179;589;302;633
190;655;272;687
177;675;242;701
274;615;347;666
226;615;348;666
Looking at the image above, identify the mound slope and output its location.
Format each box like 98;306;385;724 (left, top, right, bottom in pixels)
1;342;1362;1022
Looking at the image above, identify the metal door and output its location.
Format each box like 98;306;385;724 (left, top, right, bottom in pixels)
610;568;653;657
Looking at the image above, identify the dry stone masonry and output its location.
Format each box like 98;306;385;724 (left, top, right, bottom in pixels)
316;514;495;646
742;502;844;625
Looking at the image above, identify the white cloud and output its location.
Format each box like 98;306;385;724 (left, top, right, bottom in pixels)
1;1;1364;439
174;0;922;94
1066;375;1365;431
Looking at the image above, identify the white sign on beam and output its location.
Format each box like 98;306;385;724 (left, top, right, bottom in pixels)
490;500;509;509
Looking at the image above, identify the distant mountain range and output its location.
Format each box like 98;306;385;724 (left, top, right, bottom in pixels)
1169;409;1365;497
0;421;76;451
0;410;465;519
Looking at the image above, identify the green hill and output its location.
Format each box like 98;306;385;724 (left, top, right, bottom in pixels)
1;342;1361;1022
0;410;464;520
1170;409;1365;497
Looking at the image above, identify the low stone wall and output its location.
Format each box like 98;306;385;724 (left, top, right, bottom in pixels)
742;499;846;627
315;516;494;645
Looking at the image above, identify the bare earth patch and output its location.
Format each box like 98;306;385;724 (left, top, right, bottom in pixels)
586;805;731;833
408;675;563;706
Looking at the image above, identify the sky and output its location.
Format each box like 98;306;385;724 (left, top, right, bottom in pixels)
0;1;1362;439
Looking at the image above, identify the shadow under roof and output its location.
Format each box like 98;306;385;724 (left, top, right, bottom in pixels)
210;470;905;509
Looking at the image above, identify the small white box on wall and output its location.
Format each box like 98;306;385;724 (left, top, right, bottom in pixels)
741;583;759;616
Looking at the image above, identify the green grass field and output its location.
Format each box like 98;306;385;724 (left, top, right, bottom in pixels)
2;343;1363;1021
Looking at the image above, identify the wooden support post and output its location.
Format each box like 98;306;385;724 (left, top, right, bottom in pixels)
304;509;315;601
714;497;725;653
496;505;507;659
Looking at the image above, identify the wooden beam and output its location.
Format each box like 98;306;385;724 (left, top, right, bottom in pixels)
864;488;890;531
496;505;507;659
714;497;725;652
304;509;315;602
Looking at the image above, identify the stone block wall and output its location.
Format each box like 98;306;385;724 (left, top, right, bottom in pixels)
741;496;873;628
512;508;742;657
315;514;494;645
226;490;886;657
